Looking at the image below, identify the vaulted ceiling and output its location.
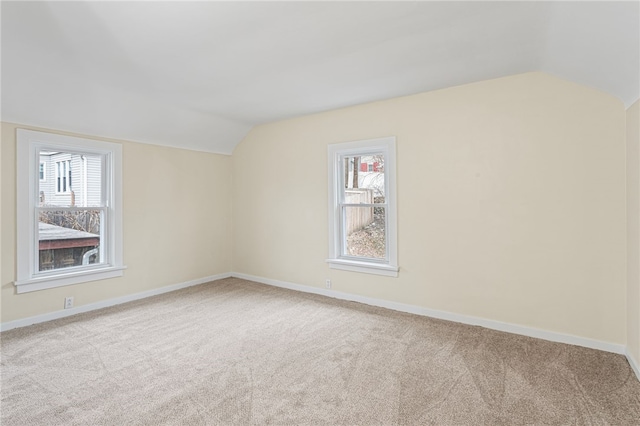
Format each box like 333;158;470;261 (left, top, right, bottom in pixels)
2;1;638;154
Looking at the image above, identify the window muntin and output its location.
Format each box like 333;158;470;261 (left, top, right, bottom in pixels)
327;137;398;277
16;129;124;293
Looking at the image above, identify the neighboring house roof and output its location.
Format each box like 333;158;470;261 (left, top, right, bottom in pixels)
38;223;99;250
1;2;638;154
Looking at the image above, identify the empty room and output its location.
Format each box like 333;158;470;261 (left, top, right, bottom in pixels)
1;1;640;424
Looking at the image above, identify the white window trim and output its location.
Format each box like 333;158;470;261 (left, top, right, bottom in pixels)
16;129;125;293
327;136;399;277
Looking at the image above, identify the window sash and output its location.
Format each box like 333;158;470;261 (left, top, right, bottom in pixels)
35;206;108;275
39;151;108;208
339;203;387;208
39;151;110;272
337;152;388;262
338;152;386;204
339;204;389;262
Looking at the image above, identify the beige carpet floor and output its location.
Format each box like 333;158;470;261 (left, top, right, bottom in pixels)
1;277;639;425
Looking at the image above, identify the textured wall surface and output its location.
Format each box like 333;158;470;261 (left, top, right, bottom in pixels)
1;72;630;349
233;72;627;345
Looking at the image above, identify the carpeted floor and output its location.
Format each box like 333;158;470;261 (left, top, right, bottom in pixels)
1;277;639;425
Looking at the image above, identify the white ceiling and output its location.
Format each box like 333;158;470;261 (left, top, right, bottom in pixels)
2;1;638;154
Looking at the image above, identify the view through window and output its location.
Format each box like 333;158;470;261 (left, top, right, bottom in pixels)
341;154;386;260
38;151;104;272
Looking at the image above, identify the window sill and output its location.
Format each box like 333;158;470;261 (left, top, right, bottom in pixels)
14;265;127;293
326;258;399;277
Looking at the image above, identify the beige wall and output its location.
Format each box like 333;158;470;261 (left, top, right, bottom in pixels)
627;100;640;362
1;122;233;323
1;72;632;350
232;72;627;345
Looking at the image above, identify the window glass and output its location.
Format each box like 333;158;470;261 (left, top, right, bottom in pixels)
38;210;101;272
37;151;105;274
41;152;102;207
343;206;386;259
341;153;387;260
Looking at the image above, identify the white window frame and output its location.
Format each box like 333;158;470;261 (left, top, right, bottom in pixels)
327;136;398;277
39;161;46;181
16;129;126;293
55;159;71;193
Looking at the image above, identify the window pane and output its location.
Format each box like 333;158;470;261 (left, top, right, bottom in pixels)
39;152;102;207
343;154;385;203
38;210;101;272
343;206;386;260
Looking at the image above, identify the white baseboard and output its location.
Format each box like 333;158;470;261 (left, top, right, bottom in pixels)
2;270;631;361
0;273;231;332
231;272;627;355
627;350;640;381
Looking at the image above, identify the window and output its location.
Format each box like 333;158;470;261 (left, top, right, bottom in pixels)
39;162;46;181
327;136;398;277
16;129;125;293
55;160;71;193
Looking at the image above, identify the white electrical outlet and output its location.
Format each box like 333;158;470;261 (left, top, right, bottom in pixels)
325;279;331;289
64;297;74;309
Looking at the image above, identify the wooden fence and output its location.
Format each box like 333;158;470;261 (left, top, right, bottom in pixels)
344;189;374;235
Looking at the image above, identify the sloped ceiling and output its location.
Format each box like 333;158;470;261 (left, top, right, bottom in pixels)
2;1;638;154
